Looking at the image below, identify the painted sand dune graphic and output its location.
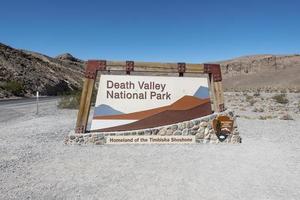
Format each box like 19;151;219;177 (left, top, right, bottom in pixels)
92;96;212;132
94;96;209;120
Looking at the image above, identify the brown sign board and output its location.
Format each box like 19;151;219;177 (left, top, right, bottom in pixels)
212;115;234;134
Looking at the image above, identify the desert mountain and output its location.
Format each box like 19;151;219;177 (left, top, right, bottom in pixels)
1;42;299;98
217;54;300;91
94;96;210;120
0;43;84;98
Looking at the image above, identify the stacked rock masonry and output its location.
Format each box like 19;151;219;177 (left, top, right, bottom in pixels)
65;110;242;145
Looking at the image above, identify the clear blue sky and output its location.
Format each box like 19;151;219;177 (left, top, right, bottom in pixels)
1;0;299;63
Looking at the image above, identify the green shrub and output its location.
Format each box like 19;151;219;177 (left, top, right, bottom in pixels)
58;91;81;109
272;94;289;104
2;81;24;96
245;95;256;106
58;89;97;109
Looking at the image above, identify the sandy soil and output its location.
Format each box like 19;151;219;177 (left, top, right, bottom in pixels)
0;97;299;200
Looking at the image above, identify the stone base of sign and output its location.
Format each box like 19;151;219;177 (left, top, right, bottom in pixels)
65;110;242;145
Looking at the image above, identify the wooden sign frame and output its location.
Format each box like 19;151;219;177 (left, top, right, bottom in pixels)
75;60;224;133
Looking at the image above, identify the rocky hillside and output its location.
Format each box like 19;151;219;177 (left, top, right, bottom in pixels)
218;54;300;92
1;42;299;98
0;43;84;98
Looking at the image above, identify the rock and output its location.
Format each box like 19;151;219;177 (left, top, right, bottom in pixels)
88;137;95;143
151;129;159;135
233;129;239;135
187;121;194;129
210;133;218;141
200;121;208;127
193;120;200;125
145;130;152;135
138;131;144;135
178;123;185;130
70;135;75;140
124;132;131;135
204;134;211;140
171;124;178;131
182;128;190;135
228;111;234;117
231;135;241;144
173;131;182;135
190;130;197;135
197;127;205;134
192;125;199;130
158;128;167;136
95;140;104;145
166;129;173;135
204;127;210;136
195;132;204;139
202;139;210;144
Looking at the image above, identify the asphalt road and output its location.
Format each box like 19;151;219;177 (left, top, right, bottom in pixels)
0;96;59;107
0;96;60;123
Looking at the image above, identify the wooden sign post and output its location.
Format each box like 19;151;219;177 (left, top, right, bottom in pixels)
75;60;224;134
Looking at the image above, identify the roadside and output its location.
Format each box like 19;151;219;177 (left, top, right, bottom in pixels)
0;93;299;199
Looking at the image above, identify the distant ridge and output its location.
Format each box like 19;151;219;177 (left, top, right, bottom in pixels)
94;104;124;116
193;86;209;98
217;54;300;91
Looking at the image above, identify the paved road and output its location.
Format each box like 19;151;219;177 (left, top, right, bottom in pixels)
0;96;59;107
0;97;60;123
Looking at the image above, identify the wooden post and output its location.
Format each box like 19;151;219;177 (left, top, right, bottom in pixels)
75;78;95;133
204;64;225;112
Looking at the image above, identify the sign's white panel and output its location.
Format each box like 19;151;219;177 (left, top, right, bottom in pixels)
91;75;212;131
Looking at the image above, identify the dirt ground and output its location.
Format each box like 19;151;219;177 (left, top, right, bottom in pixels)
0;96;299;200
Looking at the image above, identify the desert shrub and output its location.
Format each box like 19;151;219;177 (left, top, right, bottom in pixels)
58;89;97;109
272;94;289;104
252;107;264;112
245;95;257;106
58;90;81;109
245;94;253;101
258;115;274;120
253;92;260;97
1;81;24;96
279;114;293;120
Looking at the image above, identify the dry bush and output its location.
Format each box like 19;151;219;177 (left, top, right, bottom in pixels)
279;114;293;120
58;89;97;109
272;94;289;104
1;81;24;96
259;115;274;120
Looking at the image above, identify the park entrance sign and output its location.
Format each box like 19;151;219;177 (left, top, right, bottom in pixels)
70;60;241;145
91;75;212;131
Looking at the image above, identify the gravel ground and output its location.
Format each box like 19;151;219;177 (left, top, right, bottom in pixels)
0;98;300;200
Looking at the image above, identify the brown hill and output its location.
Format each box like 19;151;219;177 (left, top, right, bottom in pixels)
94;96;210;120
94;100;212;132
217;54;300;91
0;43;84;98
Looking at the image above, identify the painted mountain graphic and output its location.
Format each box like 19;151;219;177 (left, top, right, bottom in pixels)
94;104;124;116
193;86;209;98
92;96;212;132
94;96;209;120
